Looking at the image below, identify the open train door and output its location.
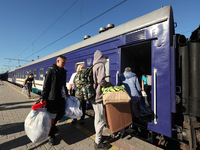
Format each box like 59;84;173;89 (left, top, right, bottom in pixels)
147;26;176;138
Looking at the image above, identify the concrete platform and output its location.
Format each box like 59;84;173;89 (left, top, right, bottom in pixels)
0;81;163;150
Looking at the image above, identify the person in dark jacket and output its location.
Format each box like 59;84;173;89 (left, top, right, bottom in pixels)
23;73;36;98
92;50;111;150
40;55;68;146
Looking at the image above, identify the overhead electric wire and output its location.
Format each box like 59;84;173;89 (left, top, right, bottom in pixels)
176;8;200;20
175;8;200;34
170;0;181;6
16;0;78;58
23;0;127;60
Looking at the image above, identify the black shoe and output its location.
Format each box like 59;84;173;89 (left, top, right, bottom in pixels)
101;135;111;142
71;119;77;124
48;137;55;146
94;142;111;149
120;134;124;139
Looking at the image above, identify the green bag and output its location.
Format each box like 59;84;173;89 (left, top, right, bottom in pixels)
32;88;38;93
74;64;98;101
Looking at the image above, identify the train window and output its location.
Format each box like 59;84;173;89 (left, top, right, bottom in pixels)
105;58;110;82
33;70;36;78
39;69;43;80
25;71;28;78
22;71;24;78
29;70;31;75
75;62;85;72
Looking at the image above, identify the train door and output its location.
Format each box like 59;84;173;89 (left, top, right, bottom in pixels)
120;39;174;137
120;40;152;102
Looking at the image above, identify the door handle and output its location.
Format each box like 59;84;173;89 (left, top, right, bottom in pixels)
154;69;157;124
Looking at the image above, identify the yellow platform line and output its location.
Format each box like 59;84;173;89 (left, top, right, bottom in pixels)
65;119;119;150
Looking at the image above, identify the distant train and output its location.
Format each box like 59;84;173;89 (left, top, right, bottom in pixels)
8;5;200;150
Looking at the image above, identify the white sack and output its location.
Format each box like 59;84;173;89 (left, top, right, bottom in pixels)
24;108;51;143
65;96;83;119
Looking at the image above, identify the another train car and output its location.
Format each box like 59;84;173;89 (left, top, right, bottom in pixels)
8;5;200;150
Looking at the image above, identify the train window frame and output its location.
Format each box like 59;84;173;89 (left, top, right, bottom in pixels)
39;68;43;80
75;61;85;72
25;71;28;78
33;70;36;78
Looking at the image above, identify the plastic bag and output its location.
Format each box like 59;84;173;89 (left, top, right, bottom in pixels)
24;108;51;143
141;91;147;97
65;96;83;119
22;87;26;94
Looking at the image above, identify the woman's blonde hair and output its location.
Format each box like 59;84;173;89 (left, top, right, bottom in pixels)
77;64;85;72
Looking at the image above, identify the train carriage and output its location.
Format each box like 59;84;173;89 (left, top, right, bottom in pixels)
8;5;200;150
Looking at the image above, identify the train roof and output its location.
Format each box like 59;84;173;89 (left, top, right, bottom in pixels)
14;5;172;71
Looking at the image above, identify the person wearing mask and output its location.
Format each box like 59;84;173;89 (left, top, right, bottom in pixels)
92;50;112;150
23;73;36;98
68;64;86;124
40;55;68;146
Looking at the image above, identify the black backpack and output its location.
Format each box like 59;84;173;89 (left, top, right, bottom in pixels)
74;63;99;101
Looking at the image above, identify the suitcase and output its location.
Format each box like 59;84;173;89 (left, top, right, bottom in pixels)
104;102;132;133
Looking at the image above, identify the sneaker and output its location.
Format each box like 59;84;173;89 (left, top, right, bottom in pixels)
94;141;111;149
48;137;55;146
101;135;111;142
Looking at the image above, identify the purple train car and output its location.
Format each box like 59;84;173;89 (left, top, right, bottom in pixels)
8;5;200;150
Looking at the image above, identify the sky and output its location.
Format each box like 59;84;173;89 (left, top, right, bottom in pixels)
0;0;200;73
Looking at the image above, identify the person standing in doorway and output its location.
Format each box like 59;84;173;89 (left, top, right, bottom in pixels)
141;71;148;93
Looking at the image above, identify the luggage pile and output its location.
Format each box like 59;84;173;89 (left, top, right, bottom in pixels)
24;96;83;143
